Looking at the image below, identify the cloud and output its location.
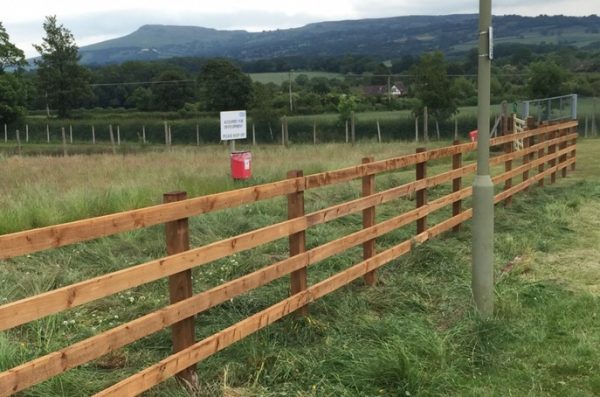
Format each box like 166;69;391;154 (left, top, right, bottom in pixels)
7;9;326;57
5;1;600;58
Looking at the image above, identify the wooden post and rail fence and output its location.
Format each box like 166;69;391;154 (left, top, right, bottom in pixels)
0;120;578;396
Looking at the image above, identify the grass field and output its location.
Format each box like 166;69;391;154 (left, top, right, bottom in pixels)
1;138;599;396
451;27;600;52
249;71;343;85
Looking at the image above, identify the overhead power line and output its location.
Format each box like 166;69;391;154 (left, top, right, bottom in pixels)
90;79;196;87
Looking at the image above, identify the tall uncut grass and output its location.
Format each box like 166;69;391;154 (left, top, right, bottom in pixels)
0;139;599;396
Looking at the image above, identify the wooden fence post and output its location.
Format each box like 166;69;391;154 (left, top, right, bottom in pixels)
362;157;376;286
526;117;536;178
416;147;427;234
25;125;29;143
584;116;588;138
351;111;356;145
423;107;429;142
345;119;349;143
163;191;198;389
313;121;317;145
504;115;514;205
143;125;147;145
538;129;545;188
283;116;289;147
164;121;168;145
452;140;462;232
61;127;67;156
92;125;96;144
46;124;50;143
522;132;530;190
16;130;21;156
117;125;121;146
376;119;382;143
3;123;6;143
109;124;116;155
549;128;557;184
415;116;419;143
287;170;308;316
69;125;73;144
454;117;458;139
560;128;568;178
252;123;256;146
570;125;577;171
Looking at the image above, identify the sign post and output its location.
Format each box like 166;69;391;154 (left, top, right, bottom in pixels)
220;110;247;153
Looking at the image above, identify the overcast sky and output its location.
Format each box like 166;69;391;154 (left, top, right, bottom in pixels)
3;0;599;57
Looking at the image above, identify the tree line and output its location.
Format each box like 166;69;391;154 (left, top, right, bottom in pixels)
1;15;600;130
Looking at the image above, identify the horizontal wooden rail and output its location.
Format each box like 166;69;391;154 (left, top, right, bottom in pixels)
489;120;577;147
0;160;477;331
0;179;300;260
495;157;575;204
1;144;477;260
0;121;576;260
94;209;474;397
490;133;576;166
492;144;575;186
0;185;475;394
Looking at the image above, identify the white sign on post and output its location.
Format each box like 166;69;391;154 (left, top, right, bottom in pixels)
220;110;247;141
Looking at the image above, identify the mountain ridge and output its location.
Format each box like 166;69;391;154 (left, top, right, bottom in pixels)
78;14;600;65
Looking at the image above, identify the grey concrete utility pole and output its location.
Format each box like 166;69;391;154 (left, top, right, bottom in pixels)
472;0;494;318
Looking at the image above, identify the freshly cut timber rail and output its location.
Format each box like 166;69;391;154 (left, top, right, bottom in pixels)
0;120;578;396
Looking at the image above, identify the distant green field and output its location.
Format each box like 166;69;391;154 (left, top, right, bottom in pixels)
451;27;600;53
250;71;343;85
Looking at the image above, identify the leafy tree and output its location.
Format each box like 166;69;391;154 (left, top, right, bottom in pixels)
0;22;26;72
0;22;26;124
126;87;154;110
411;51;457;122
151;69;195;111
249;82;278;140
198;60;253;111
34;16;91;118
451;77;477;106
0;73;26;124
308;77;331;95
337;94;358;125
527;61;569;98
294;74;310;87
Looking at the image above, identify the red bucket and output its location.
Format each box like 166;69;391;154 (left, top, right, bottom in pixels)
230;151;252;180
469;130;478;142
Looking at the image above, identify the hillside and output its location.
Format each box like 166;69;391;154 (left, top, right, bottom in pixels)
78;14;600;65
